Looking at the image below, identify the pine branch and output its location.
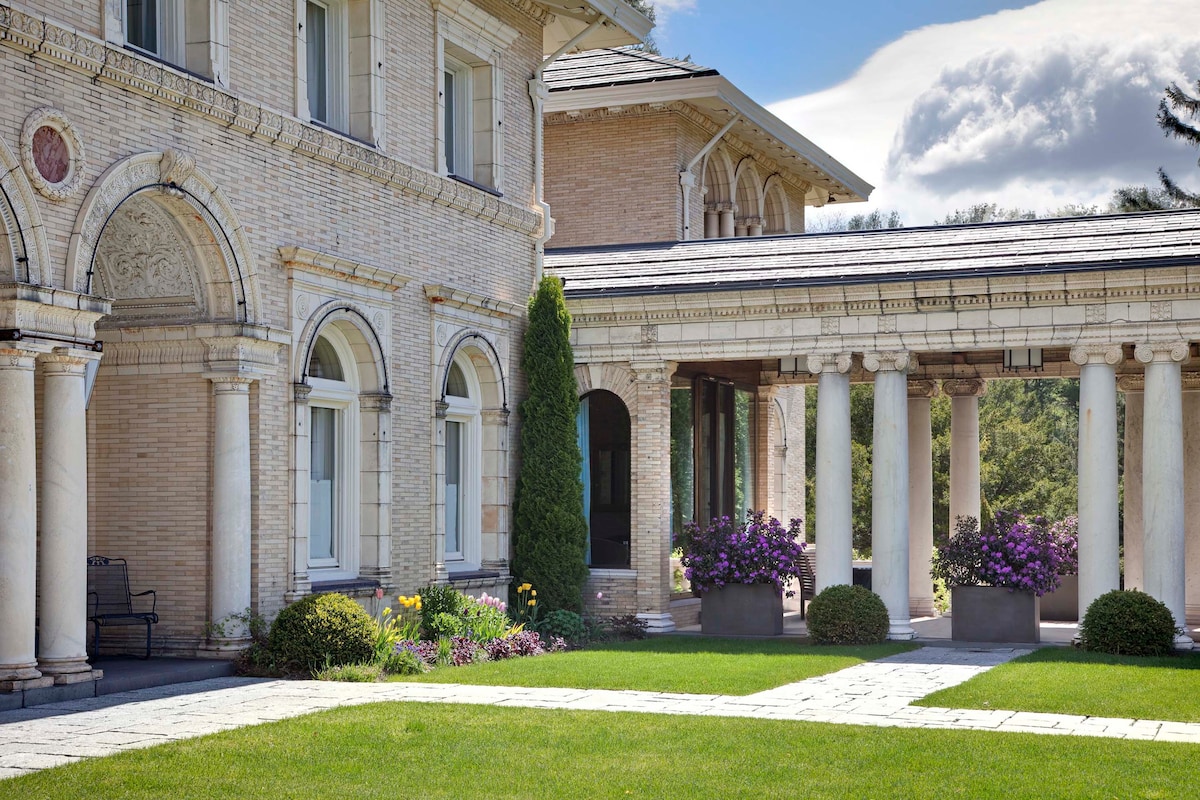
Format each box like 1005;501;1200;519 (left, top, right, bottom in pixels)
1156;97;1200;147
1157;167;1200;206
1163;81;1200;116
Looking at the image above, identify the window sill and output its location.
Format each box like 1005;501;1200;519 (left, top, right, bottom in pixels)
123;44;215;85
589;568;637;579
449;174;502;198
310;577;381;598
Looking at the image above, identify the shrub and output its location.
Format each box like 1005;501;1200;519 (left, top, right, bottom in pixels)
805;584;889;645
268;593;376;672
418;585;467;629
606;614;648;640
540;609;587;643
381;647;425;676
931;511;1074;597
1079;589;1177;656
425;611;464;640
680;511;806;595
460;598;512;643
314;662;382;682
512;276;590;613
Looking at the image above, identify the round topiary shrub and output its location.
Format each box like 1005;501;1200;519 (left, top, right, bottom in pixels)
806;584;889;645
268;592;375;671
1079;589;1177;656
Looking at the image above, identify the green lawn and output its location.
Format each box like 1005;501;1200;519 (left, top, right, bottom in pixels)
916;647;1200;722
4;702;1194;799
398;637;916;695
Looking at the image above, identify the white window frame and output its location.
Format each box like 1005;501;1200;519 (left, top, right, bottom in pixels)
443;353;482;571
302;0;349;132
124;0;185;65
307;330;361;580
111;0;229;85
443;53;474;180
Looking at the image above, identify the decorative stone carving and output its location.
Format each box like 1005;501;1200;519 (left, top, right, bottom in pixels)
806;353;852;375
94;198;202;308
942;378;986;397
1134;342;1190;365
820;317;839;336
879;315;897;334
159;148;196;188
1116;375;1145;393
1069;343;1124;366
1151;301;1173;322
1085;304;1106;324
862;351;913;373
908;379;939;399
20;107;85;201
630;360;675;384
641;324;658;344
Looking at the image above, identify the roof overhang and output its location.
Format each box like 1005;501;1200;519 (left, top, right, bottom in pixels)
543;73;873;204
537;2;653;56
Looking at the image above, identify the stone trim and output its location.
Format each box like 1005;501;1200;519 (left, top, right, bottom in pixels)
0;4;541;238
20;107;86;201
281;246;412;292
424;284;523;319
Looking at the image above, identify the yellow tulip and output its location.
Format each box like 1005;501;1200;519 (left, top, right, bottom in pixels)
530;590;537;597
528;599;537;607
382;607;392;616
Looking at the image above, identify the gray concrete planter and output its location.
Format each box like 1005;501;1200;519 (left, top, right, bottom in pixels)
700;583;783;636
1039;573;1078;622
951;585;1040;643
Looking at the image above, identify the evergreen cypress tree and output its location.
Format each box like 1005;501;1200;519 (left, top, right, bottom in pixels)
1154;79;1200;205
511;276;588;613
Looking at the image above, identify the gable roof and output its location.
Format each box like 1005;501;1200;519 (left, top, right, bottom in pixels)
543;47;718;91
545;209;1200;297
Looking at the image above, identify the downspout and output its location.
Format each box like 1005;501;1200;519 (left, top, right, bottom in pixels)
530;15;609;288
679;113;740;240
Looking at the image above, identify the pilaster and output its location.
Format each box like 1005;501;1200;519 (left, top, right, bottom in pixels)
630;360;676;632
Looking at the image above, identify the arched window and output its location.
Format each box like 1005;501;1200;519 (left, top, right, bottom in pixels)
307;329;360;579
443;352;481;570
579;390;631;568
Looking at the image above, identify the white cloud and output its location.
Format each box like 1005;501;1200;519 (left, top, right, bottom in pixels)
769;0;1200;225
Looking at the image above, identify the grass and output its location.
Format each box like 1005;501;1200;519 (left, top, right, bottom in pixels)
4;701;1195;799
916;647;1200;722
395;636;917;695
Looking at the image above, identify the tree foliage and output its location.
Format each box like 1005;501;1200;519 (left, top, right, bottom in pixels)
625;0;661;55
511;276;589;613
1111;78;1200;211
807;208;904;233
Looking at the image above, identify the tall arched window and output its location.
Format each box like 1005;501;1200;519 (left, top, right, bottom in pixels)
444;354;482;570
307;328;360;579
579;390;631;568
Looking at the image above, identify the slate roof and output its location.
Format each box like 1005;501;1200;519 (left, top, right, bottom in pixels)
545;209;1200;297
543;46;719;92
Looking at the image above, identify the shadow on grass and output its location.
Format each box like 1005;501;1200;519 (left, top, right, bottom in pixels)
1015;646;1200;670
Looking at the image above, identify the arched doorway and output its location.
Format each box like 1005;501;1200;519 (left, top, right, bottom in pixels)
580;389;632;568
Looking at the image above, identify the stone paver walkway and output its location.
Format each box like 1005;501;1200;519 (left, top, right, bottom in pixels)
2;646;1198;779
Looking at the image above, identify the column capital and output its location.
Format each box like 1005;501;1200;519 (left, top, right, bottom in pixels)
293;382;313;403
1134;341;1190;365
908;379;939;399
210;375;254;394
942;378;986;398
1117;375;1145;393
862;351;914;374
481;408;510;425
630;360;676;384
1070;343;1124;367
359;392;393;412
0;345;38;371
39;347;95;376
807;353;852;375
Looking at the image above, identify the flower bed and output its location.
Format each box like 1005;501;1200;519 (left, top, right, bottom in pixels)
680;510;807;595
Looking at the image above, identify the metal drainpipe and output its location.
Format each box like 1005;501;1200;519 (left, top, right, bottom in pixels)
530;15;609;289
679;113;740;241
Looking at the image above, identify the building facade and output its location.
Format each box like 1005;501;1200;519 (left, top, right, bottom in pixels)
0;0;651;692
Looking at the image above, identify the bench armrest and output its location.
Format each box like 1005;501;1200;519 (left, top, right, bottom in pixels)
131;588;157;615
88;590;99;617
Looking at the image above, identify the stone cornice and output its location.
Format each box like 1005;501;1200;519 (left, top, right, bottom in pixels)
281;246;412;293
0;282;110;343
502;0;552;26
0;5;541;237
425;284;523;319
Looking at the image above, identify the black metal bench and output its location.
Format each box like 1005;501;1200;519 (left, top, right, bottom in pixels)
87;556;158;659
798;551;816;619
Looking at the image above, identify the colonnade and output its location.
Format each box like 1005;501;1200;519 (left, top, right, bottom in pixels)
807;344;1196;647
0;341;263;690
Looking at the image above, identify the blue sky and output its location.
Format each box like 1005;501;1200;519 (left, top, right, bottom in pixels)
656;1;1035;104
648;0;1200;224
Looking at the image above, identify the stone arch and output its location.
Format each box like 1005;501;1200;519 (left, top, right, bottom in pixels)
575;362;638;414
441;331;507;413
733;158;763;225
296;302;389;395
701;147;735;209
66;151;263;323
0;134;51;285
762;175;791;235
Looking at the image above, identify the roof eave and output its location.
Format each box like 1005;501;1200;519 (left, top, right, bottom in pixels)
538;2;653;56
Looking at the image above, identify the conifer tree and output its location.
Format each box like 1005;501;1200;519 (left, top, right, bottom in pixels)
511;276;588;613
1155;79;1200;205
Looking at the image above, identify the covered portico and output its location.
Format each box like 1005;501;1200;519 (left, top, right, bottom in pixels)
549;209;1200;647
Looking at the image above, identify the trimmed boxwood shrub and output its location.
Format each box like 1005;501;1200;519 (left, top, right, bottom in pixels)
806;584;889;645
268;592;375;671
1079;589;1177;656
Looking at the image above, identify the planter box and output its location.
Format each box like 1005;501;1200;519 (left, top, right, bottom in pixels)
1039;573;1078;622
951;585;1040;643
700;583;783;636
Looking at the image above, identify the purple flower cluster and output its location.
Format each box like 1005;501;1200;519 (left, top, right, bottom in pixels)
932;510;1078;597
680;510;807;596
395;639;440;666
398;630;565;667
483;631;564;660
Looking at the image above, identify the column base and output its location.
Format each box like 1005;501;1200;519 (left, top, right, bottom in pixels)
37;657;98;684
0;663;43;685
47;668;103;686
636;612;676;634
887;620;917;640
1173;632;1196;651
198;638;251;658
0;675;53;692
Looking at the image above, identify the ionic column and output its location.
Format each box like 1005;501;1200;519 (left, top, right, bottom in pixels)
1071;344;1123;617
807;353;853;591
782;385;807;527
944;379;985;534
907;380;937;617
864;352;915;639
1119;376;1144;589
1135;342;1194;649
704;209;719;239
718;208;735;238
0;346;48;689
1184;376;1200;627
631;360;677;633
38;349;101;683
209;376;254;645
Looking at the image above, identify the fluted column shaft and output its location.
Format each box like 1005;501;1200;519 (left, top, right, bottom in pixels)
809;354;853;591
907;381;936;617
865;352;915;640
